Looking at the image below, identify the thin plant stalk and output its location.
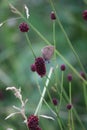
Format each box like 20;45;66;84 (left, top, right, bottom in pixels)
25;33;36;58
53;20;58;87
34;67;53;115
58;71;64;113
83;83;87;109
69;81;74;130
35;75;57;116
45;81;63;130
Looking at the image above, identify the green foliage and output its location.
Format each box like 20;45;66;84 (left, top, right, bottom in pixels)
0;0;87;130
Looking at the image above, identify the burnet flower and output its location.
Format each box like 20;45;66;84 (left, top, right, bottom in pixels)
35;57;46;77
66;104;72;110
52;98;58;106
19;22;29;32
27;115;39;129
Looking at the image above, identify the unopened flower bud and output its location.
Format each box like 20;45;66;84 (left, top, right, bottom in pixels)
67;74;72;81
50;11;56;20
66;104;72;110
52;98;58;106
82;10;87;20
60;64;66;71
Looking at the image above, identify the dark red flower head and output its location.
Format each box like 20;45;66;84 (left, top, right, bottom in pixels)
31;64;36;72
52;98;58;106
50;11;56;20
67;74;72;81
66;104;72;110
35;126;42;130
35;57;46;77
80;71;86;80
19;22;29;32
82;10;87;20
27;115;39;129
60;64;66;71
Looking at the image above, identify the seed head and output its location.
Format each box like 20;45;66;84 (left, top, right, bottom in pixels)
50;11;56;20
19;22;29;32
31;64;36;72
82;10;87;20
35;57;46;77
60;64;66;71
27;115;39;129
52;98;58;106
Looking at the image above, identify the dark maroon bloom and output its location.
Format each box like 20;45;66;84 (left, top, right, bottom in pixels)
31;64;36;72
66;104;72;110
82;10;87;20
27;115;39;129
19;22;29;32
60;64;66;71
80;71;86;80
35;57;46;77
35;126;42;130
52;98;58;106
50;11;56;20
67;74;72;81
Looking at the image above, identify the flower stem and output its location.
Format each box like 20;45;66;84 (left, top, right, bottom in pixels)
34;67;53;115
25;33;36;58
83;83;87;110
69;81;74;130
58;71;64;112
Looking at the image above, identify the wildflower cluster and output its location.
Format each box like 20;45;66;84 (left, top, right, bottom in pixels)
27;115;42;130
31;57;46;77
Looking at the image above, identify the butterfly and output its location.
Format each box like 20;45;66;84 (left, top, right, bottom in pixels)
41;45;55;62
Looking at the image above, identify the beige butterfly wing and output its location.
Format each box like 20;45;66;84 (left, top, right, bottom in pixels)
41;45;55;61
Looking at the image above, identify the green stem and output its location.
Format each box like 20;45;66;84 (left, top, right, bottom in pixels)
25;33;36;58
46;89;63;130
49;0;86;74
69;82;72;104
36;77;57;116
69;82;75;130
53;20;58;87
68;110;71;129
83;83;87;110
53;21;56;50
57;116;63;130
58;71;64;112
34;67;53;115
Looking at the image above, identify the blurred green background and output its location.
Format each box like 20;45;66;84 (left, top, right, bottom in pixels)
0;0;87;130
